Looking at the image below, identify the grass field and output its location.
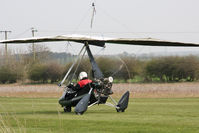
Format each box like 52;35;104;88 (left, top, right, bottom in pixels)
0;97;199;133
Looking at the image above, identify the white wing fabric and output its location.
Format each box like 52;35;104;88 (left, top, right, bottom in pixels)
0;35;107;47
1;34;199;47
106;38;199;47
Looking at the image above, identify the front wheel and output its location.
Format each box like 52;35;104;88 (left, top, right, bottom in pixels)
116;108;125;112
75;112;84;115
64;106;71;112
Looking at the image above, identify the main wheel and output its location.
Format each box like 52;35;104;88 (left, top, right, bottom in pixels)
116;108;125;112
64;106;71;112
75;112;84;115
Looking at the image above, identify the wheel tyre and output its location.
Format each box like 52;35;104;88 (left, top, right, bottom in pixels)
116;109;121;112
64;106;71;112
76;112;84;115
116;108;125;112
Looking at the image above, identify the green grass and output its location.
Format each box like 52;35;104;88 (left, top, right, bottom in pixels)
0;97;199;133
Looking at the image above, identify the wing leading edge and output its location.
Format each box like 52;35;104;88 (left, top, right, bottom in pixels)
106;38;199;47
0;35;106;47
1;34;199;47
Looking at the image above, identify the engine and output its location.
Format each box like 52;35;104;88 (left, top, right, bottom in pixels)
93;76;114;96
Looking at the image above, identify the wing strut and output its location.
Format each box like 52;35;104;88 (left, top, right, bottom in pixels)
85;42;104;79
58;45;86;87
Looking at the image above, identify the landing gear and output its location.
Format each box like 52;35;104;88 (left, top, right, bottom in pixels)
75;112;84;115
116;91;129;113
64;106;71;112
116;108;125;112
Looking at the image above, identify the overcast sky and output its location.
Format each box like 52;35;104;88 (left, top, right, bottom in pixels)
1;0;199;55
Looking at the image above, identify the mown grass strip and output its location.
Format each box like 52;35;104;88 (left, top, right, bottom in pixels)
0;97;199;133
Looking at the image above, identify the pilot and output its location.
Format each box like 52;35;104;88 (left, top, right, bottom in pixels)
72;71;92;91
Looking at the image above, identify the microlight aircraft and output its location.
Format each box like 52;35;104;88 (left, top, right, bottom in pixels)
1;34;199;115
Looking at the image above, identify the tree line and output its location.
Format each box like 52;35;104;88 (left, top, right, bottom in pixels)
1;46;199;84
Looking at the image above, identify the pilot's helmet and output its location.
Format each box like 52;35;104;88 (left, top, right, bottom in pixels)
79;71;88;80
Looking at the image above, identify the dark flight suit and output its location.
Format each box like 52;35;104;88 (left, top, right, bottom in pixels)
73;78;92;92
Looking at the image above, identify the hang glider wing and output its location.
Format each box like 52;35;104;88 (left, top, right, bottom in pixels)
0;35;106;47
1;34;199;47
105;38;199;47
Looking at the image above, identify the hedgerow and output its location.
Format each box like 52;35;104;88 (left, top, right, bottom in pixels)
1;48;199;84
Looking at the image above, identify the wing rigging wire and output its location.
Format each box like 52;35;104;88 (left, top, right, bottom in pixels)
73;7;91;34
58;45;86;87
69;48;87;84
12;28;31;38
96;4;141;38
90;2;96;29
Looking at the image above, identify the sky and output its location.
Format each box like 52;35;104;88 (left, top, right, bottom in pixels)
0;0;199;55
